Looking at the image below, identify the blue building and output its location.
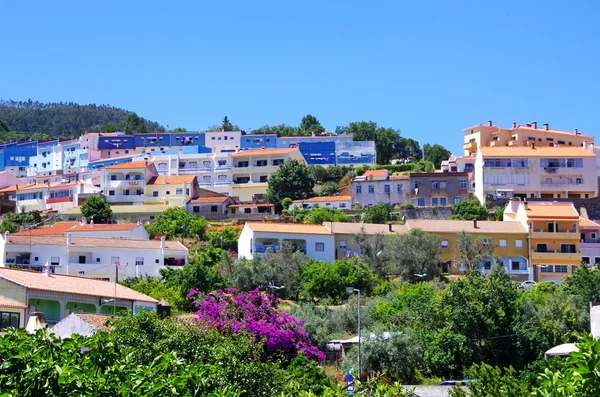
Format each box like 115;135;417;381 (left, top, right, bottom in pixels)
98;136;135;150
0;142;39;176
240;134;277;149
298;141;337;165
133;132;206;149
87;156;135;171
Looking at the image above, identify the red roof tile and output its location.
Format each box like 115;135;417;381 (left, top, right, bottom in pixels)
0;268;157;303
104;162;149;170
0;296;28;309
189;196;230;204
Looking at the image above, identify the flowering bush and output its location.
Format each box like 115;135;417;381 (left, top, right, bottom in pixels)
190;288;325;361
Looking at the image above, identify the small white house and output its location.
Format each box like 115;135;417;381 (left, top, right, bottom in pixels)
238;222;335;262
292;195;352;210
0;232;188;282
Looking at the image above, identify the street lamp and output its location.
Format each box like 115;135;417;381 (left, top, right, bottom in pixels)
346;287;361;379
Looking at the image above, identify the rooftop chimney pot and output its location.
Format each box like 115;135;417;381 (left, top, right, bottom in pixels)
4;231;9;243
512;121;516;128
160;236;165;249
488;120;492;126
532;121;537;129
473;219;478;229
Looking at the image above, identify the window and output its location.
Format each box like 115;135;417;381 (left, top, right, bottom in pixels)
256;160;268;167
485;159;512;168
259;175;268;183
513;158;528;168
111;175;117;181
153;191;158;197
339;203;346;208
315;242;325;252
482;240;491;247
272;159;284;165
368;185;374;194
176;188;183;195
592;233;597;240
460;179;467;189
432;197;439;206
561;244;577;253
339;240;347;248
193;206;199;213
582;257;591;265
537;243;548;252
555;265;568;273
432;181;438;189
483;261;492;270
96;258;100;262
441;240;449;248
135;257;144;266
109;190;115;196
384;184;390;193
166;191;170;195
417;198;425;206
211;205;218;212
79;256;86;264
440;181;447;189
453;197;461;205
594;257;600;266
411;181;418;190
515;240;523;248
440;197;447;206
397;184;403;192
155;259;160;264
499;239;507;247
511;261;521;271
0;312;20;330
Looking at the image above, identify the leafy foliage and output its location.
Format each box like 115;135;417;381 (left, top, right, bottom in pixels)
80;196;112;223
264;159;315;205
450;199;489;220
206;227;239;252
364;203;391;224
191;288;325;361
145;207;208;239
0;99;163;137
423;143;451;169
319;181;340;196
454;231;495;272
386;228;441;282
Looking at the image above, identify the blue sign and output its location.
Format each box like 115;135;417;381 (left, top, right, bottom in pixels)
345;370;355;395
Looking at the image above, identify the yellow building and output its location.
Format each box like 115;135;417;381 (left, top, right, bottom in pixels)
464;120;593;156
506;201;581;283
231;148;306;202
324;220;529;280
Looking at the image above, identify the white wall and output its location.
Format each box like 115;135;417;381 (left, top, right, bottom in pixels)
238;224;254;259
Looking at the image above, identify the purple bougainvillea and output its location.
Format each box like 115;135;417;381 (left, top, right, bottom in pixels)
189;288;325;361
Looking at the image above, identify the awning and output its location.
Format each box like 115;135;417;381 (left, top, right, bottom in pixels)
545;343;578;358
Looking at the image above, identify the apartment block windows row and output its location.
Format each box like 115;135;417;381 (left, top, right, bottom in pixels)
540;265;568;273
485;158;529;168
540;158;583;168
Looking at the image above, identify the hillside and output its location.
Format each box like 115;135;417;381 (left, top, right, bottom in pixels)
0;99;165;140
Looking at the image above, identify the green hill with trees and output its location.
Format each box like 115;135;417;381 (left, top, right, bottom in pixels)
0;99;164;140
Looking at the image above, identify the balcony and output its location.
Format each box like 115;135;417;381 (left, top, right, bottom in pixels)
463;141;477;152
214;181;232;186
105;195;145;203
46;196;73;204
541;180;584;188
531;250;580;261
108;180;144;189
215;165;232;171
489;140;505;147
530;229;579;240
178;167;212;174
507;140;519;147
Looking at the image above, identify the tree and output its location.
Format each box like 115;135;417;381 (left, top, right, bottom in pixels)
374;127;400;165
80;196;112;223
423;143;451;169
0;119;9;132
191;288;325;361
299;114;324;135
395;137;422;162
364;202;391;224
172;127;187;132
455;231;495;272
222;116;234;131
281;197;293;210
561;266;600;309
122;112;148;134
264;159;315;205
319;181;339;196
450;199;489;221
145;207;208;239
352;229;388;278
206;227;239;252
412;160;434;173
0;219;18;233
386;229;440;282
348;121;377;141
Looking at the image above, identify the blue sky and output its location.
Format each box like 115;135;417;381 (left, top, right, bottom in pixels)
2;0;599;154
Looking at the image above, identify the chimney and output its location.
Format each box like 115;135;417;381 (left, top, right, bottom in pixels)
473;219;478;229
81;216;86;225
4;231;8;243
25;312;48;334
532;121;537;129
512;121;516;128
388;223;393;232
42;258;51;277
575;128;579;135
66;233;72;245
584;141;588;150
160;236;165;249
543;123;549;131
488;120;492;126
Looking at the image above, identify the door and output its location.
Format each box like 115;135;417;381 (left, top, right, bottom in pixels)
548;223;554;233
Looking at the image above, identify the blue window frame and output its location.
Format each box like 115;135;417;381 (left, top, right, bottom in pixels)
356;186;362;194
432;197;439;206
440;197;447;206
368;185;374;194
417;198;425;207
453;197;461;205
397;184;403;192
460;179;467;189
384;185;390;193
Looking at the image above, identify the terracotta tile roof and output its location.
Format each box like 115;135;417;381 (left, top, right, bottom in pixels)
0;296;28;309
0;182;100;194
479;146;595;157
74;313;111;331
363;170;387;178
188;196;230;204
231;148;298;157
68;223;142;232
229;203;274;208
14;222;80;236
0;268;157;303
246;222;331;235
514;125;593;138
293;195;352;203
505;213;517;220
4;235;187;251
147;175;196;185
104;162;149;170
579;217;600;229
523;202;579;219
405;219;528;234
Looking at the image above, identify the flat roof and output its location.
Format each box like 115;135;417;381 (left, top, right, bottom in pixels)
4;235;187;251
246;222;331;235
480;146;595;158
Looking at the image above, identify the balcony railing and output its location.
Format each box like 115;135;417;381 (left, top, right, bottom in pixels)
534;249;579;254
533;228;577;233
541;180;583;186
214;181;232;186
255;244;281;253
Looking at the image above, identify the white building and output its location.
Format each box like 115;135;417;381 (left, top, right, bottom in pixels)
292;195;352;209
474;144;598;203
0;232;188;282
238;222;335;262
13;221;150;240
205;130;242;153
